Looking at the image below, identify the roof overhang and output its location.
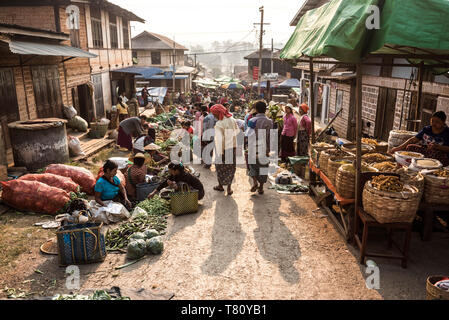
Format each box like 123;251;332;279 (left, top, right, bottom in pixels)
2;39;97;58
0;23;69;41
290;0;330;26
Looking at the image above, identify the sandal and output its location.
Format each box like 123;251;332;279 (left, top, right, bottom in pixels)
258;189;264;195
227;190;234;196
213;186;225;192
250;185;259;192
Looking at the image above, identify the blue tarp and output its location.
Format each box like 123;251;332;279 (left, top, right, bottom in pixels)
279;78;300;88
112;66;164;79
252;81;278;89
143;74;189;80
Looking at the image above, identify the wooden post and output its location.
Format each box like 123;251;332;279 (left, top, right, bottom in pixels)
309;57;315;144
414;61;424;132
354;63;363;240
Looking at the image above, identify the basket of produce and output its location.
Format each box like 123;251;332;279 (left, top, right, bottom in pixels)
422;168;449;205
336;164;378;199
362;138;389;153
362;175;421;223
327;156;355;185
88;122;109;139
394;151;424;167
341;143;375;155
409;158;443;172
371;161;398;173
310;142;334;165
426;276;449;300
318;149;349;174
56;222;106;266
388;130;417;152
394;167;425;196
362;152;394;164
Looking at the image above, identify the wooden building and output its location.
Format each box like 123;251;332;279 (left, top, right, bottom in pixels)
288;0;449;140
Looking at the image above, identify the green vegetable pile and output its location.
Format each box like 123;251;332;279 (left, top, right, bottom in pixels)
156;138;178;151
105;196;170;251
53;290;130;300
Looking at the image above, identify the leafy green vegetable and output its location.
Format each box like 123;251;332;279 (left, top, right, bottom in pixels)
127;239;146;260
146;236;164;255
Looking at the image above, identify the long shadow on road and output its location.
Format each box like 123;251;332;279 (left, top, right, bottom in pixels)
251;194;301;284
201;194;245;275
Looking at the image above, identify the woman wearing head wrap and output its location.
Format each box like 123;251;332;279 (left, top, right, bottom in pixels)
297;103;311;156
210;104;239;196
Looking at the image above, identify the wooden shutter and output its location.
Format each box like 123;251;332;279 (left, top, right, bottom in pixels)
32;65;62;118
0;68;19;149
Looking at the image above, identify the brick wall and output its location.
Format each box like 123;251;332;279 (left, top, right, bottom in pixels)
392;90;413;131
0;6;55;31
361;85;379;136
328;82;352;138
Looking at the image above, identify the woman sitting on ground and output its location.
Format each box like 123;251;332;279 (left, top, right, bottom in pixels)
125;153;147;201
147;162;204;200
133;127;156;154
95;160;131;209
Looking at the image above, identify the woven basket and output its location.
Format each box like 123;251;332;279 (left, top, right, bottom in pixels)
426;276;449;300
311;144;334;164
423;173;449;205
336;164;378;199
396;168;425;196
318;149;334;174
375;142;389;153
88;122;109;139
341;143;375;155
327;157;354;185
362;181;420;224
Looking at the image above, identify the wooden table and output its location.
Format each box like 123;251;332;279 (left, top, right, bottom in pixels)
354;208;412;268
309;159;355;242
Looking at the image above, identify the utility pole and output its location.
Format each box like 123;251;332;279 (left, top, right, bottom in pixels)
254;6;270;98
172;36;176;103
271;38;274;74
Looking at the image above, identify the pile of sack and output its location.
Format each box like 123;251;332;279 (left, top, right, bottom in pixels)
1;164;97;215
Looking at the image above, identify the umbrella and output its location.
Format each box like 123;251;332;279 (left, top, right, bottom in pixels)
221;82;245;90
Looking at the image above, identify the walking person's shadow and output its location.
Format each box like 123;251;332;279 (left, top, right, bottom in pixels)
201;195;245;275
251;195;301;284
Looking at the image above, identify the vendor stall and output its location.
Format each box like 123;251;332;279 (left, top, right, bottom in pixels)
280;0;449;266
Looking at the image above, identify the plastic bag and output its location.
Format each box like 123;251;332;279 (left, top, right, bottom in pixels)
63;105;77;120
68;116;88;132
88;200;130;224
68;136;85;157
99;118;110;126
1;180;71;215
45;164;96;195
18;173;79;193
131;206;148;220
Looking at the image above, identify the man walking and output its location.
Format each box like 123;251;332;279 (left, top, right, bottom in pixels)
246;101;273;195
202;108;217;169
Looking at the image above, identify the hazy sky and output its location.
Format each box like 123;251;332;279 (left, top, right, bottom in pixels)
109;0;304;50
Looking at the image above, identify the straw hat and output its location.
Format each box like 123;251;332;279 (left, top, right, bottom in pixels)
144;143;161;151
134;153;145;159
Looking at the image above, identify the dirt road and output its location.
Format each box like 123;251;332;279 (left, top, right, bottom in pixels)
1;163;448;299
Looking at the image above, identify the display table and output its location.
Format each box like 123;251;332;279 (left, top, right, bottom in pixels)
309;159;355;242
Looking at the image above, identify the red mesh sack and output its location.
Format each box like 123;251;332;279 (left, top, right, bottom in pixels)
1;180;71;215
19;173;80;193
45;164;96;195
96;167;126;187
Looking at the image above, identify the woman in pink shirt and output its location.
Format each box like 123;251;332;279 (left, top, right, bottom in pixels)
280;104;298;162
297;103;312;156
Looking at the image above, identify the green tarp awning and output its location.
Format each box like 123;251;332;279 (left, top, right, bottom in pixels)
280;0;449;72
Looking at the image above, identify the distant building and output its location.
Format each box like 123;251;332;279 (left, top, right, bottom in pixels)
244;49;301;79
132;31;194;92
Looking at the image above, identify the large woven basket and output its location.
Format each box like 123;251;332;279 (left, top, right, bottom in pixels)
426;276;449;300
374;142;389;153
423;173;449;205
341;143;375;155
336;164;378;199
327;157;354;185
396;168;425;196
310;144;334;164
318;149;334;174
362;181;420;224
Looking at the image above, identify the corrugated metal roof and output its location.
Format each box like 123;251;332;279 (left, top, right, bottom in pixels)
6;40;97;58
111;66;163;78
244;49;280;60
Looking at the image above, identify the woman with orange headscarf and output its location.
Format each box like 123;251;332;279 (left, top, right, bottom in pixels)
210;104;239;196
297;103;311;156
